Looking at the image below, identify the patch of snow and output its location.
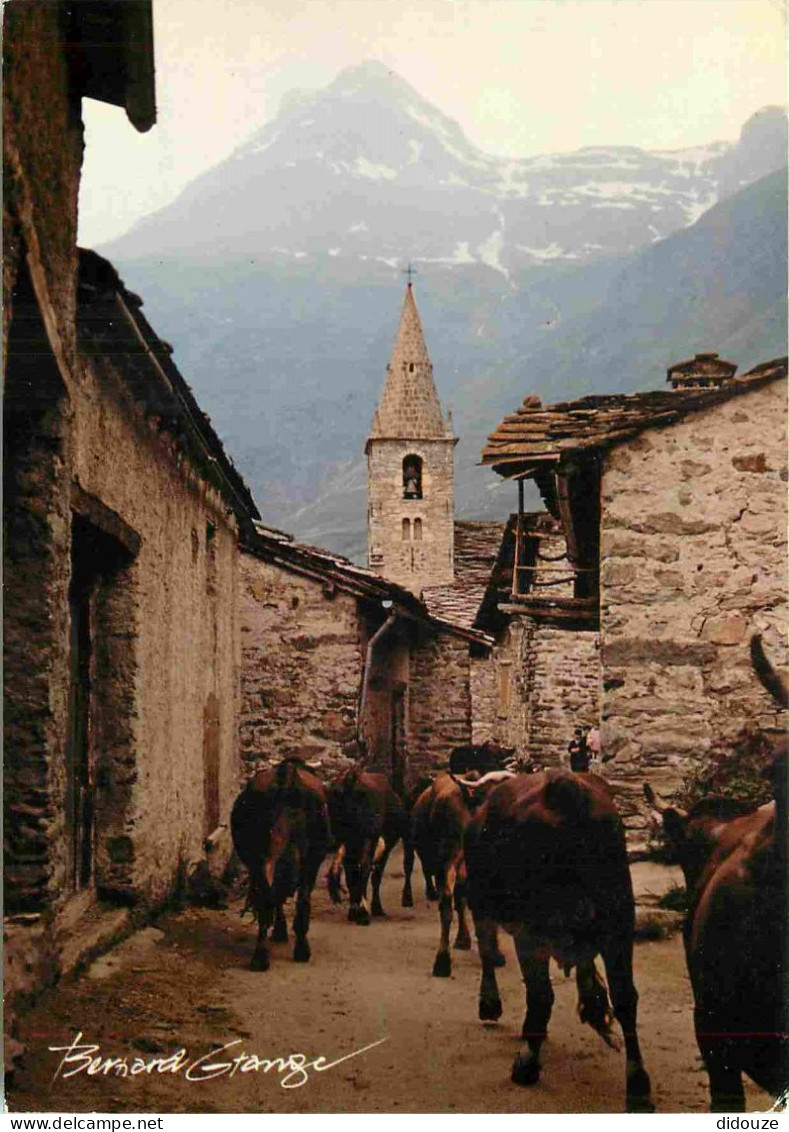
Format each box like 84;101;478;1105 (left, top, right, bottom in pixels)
328;248;341;257
248;133;279;156
300;119;315;127
518;242;565;261
648;225;662;241
407;139;423;164
352;156;398;181
348;222;368;233
270;247;308;259
591;201;638;210
477;210;509;279
681;189;718;225
418;242;477;267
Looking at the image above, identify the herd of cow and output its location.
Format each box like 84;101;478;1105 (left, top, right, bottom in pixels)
230;635;787;1113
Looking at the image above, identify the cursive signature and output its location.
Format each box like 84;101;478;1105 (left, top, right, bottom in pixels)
50;1033;387;1089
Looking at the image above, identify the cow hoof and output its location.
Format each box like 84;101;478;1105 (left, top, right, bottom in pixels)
454;934;472;951
271;924;288;943
432;952;452;978
479;996;502;1021
626;1066;654;1113
426;885;439;902
401;891;414;908
250;951;270;972
293;939;311;963
511;1053;540;1086
371;906;387;918
492;949;506;968
349;906;371;925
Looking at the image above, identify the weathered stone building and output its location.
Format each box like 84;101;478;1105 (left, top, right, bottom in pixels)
482;353;788;826
238;523;490;792
4;0;259;1022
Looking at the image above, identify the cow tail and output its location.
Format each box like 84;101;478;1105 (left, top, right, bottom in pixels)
577;962;619;1050
751;634;789;709
276;759;300;791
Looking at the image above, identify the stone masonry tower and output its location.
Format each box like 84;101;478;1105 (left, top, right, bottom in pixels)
365;282;457;594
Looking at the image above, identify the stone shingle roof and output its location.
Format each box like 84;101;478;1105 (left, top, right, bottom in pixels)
421;520;507;631
481;357;788;478
244;522;492;645
367;284;454;442
76;249;260;523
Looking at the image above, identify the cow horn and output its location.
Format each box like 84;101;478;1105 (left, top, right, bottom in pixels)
452;770;515;791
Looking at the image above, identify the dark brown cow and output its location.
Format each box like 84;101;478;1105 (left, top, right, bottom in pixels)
643;633;788;1111
230;758;329;971
465;771;653;1113
410;770;510;978
326;768;412;924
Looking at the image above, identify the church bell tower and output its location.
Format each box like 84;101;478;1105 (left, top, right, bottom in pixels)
365;281;457;595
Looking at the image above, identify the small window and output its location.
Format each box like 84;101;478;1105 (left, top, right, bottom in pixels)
413;518;423;542
409;363;414;373
403;455;422;499
402;518;411;541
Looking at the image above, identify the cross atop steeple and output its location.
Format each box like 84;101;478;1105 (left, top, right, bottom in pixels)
402;262;418;286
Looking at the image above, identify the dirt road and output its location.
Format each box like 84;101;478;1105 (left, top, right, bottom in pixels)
7;851;775;1115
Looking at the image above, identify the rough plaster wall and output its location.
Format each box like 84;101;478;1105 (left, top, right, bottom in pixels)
69;355;241;906
599;379;788;818
408;633;472;780
470;627;524;751
3;1;82;360
239;554;364;777
367;439;456;593
519;621;601;766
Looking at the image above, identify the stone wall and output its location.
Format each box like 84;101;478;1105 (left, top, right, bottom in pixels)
3;1;83;364
599;378;788;809
517;619;601;765
367;438;456;593
239;553;364;777
408;630;472;780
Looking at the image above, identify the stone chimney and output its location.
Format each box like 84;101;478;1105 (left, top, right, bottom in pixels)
667;352;738;391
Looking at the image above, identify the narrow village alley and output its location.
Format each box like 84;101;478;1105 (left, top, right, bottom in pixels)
7;850;775;1116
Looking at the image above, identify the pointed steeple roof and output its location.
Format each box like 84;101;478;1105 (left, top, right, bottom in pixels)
369;284;453;440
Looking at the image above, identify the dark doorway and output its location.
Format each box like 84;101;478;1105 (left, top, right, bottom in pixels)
67;514;134;892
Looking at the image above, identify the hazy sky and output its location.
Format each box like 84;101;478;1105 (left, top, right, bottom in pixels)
78;0;786;246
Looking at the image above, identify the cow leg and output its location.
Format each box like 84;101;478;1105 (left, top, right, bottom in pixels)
251;907;273;972
327;844;345;904
474;917;503;1020
292;890;312;963
371;836;393;917
491;927;506;968
453;866;472;950
601;936;654;1112
401;829;414;908
346;842;372;925
432;861;458;977
696;1015;746;1113
511;937;554;1086
271;903;288;943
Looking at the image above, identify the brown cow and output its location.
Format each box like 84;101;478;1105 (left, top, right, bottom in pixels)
326;768;412;923
643;632;788;1111
230;758;329;971
410;770;510;978
465;771;653;1113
